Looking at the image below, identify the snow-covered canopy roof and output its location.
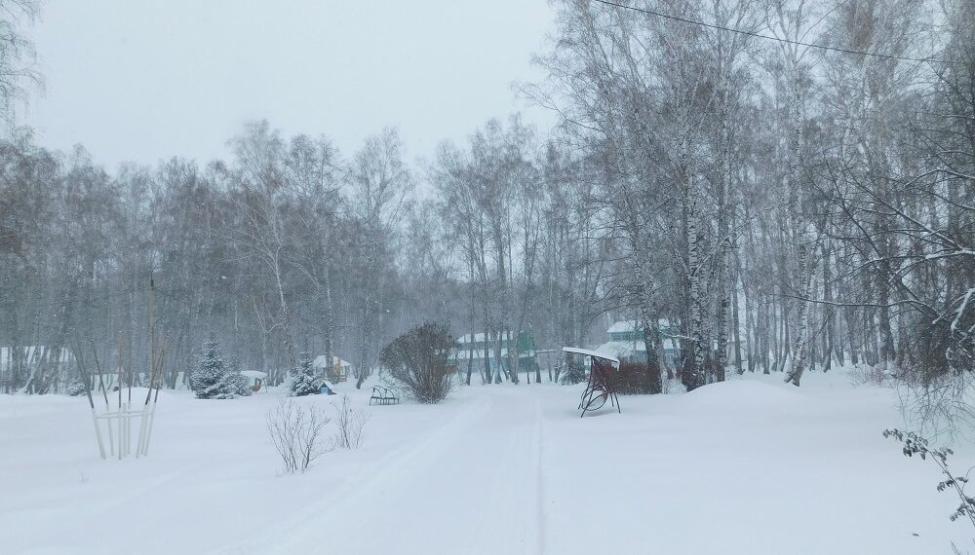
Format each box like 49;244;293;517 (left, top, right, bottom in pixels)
312;355;352;369
606;319;673;334
240;370;266;379
561;346;619;364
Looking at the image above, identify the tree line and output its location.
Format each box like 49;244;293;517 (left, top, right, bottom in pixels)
0;0;973;401
531;0;974;397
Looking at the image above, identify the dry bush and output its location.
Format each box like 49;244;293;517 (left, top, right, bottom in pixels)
379;323;454;403
848;363;892;387
610;361;658;394
267;399;331;473
896;373;975;441
332;394;369;449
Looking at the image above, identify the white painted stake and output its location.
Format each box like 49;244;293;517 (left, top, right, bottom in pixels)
124;404;131;457
140;405;156;456
136;406;147;458
106;415;115;457
90;408;106;459
145;405;154;455
118;405;125;460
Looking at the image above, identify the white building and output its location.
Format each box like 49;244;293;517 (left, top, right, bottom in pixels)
594;320;681;366
451;331;538;374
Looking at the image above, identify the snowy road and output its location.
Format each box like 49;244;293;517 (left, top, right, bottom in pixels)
222;390;546;555
3;372;974;554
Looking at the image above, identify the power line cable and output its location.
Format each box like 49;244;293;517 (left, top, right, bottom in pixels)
590;0;952;65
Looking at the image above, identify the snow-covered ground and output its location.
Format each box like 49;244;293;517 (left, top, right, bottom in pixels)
2;370;973;554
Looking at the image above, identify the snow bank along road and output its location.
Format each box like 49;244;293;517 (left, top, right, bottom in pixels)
1;372;972;554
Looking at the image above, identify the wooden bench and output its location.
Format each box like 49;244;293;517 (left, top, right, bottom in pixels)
369;385;400;406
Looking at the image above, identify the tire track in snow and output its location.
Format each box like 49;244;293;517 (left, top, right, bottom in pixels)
224;388;547;555
534;400;546;555
213;394;493;555
436;391;542;555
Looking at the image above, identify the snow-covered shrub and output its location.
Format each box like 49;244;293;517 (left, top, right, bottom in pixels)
66;378;87;397
190;341;251;399
895;372;975;440
289;354;323;397
377;371;400;393
333;394;369;449
559;358;586;385
228;371;251;397
379;323;454;403
848;364;891;387
661;374;673;394
267;399;331;473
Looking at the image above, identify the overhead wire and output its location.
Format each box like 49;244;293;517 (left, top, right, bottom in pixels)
590;0;954;65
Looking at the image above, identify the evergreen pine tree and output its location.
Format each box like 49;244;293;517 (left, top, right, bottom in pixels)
289;354;322;396
65;377;86;397
560;357;587;385
191;340;250;399
226;357;252;397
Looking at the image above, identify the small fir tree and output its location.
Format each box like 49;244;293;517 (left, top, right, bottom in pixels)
191;340;249;399
289;354;323;396
227;357;252;396
225;366;251;397
560;356;587;385
66;376;86;397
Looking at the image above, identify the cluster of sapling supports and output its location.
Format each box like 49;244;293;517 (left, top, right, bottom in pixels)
72;278;166;459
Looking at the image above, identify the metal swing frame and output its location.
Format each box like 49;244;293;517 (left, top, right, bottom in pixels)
369;385;400;406
562;347;621;417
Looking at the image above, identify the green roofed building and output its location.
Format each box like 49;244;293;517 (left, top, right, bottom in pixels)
451;331;538;377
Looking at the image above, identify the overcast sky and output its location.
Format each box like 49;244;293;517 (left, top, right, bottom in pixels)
22;0;557;169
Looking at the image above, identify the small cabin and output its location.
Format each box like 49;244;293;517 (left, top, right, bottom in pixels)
312;355;352;384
